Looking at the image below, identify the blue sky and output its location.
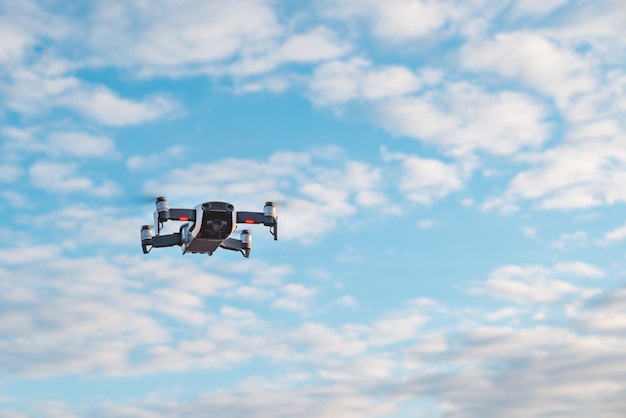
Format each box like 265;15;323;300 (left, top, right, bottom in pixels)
1;0;626;416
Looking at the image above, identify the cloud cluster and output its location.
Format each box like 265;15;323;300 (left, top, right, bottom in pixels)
2;250;624;417
2;1;626;417
460;31;596;108
140;146;471;242
472;263;602;304
317;0;459;41
29;161;119;197
141;148;385;242
3;68;179;125
2;0;623;217
491;135;626;210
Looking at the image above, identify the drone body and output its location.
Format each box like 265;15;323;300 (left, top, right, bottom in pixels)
140;197;277;258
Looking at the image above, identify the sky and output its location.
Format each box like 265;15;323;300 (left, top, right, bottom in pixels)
1;0;626;416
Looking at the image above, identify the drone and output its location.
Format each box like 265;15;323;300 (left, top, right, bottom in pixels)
140;197;277;258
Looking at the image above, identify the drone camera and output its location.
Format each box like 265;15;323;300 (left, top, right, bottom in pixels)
196;202;236;240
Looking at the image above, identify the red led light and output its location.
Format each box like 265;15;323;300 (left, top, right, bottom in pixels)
179;217;189;221
245;219;255;224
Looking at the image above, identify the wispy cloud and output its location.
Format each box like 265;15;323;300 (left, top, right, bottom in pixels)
4;69;180;125
29;161;120;197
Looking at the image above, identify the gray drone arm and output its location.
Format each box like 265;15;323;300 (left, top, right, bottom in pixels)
220;232;251;258
156;208;197;223
236;202;278;240
154;208;196;236
152;196;197;235
141;228;182;254
236;212;266;224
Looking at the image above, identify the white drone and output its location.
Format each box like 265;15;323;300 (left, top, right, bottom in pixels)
140;197;277;258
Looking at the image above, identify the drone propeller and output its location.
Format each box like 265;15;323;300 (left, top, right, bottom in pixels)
134;196;159;205
127;192;168;206
269;199;289;208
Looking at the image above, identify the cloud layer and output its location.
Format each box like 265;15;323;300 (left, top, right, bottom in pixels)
1;0;625;417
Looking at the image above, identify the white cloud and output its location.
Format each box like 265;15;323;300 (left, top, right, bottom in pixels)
551;230;588;251
334;295;358;307
0;250;171;377
485;307;520;321
542;0;626;65
287;322;367;357
124;257;236;298
0;248;277;377
473;264;599;304
460;31;596;108
56;84;179;126
487;135;626;211
368;0;453;40
0;164;22;182
0;1;67;65
83;0;349;82
273;284;318;312
30;205;144;246
231;27;349;77
417;219;439;229
376;82;550;156
231;285;275;301
48;132;117;158
86;0;280;69
576;288;626;332
510;0;569;17
0;24;32;63
553;261;605;278
3;239;626;416
319;0;456;41
29;161;119;197
604;222;626;242
141;148;396;243
2;127;118;160
309;58;425;105
126;146;186;170
383;149;464;205
275;27;347;64
4;69;179;125
100;385;396;418
400;157;462;204
0;190;26;208
0;245;61;265
368;313;429;346
522;226;538;238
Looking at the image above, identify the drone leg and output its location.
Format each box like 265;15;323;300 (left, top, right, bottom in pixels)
142;233;182;254
220;237;251;258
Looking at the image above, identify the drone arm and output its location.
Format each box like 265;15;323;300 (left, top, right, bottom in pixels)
236;211;278;241
220;237;251;258
236;211;266;224
157;208;197;223
154;208;196;235
141;232;182;254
